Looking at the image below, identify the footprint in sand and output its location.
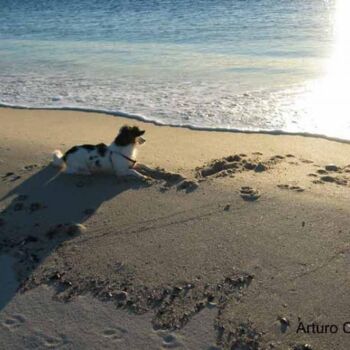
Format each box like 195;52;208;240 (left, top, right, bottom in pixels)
1;172;21;182
239;186;261;201
35;331;70;348
310;164;349;186
197;155;267;178
270;155;285;161
312;179;324;185
320;175;348;186
176;180;199;193
300;159;313;164
23;164;38;171
102;327;127;342
277;184;305;192
2;314;26;330
157;332;182;348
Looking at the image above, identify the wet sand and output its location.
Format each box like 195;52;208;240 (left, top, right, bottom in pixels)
1;107;350;350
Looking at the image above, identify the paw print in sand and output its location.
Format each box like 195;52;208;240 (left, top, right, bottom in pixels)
102;327;127;342
1;314;26;331
240;186;261;201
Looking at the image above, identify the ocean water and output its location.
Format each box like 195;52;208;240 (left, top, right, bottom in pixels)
1;0;349;140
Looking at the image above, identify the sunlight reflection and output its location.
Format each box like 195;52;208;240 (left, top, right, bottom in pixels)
306;0;350;138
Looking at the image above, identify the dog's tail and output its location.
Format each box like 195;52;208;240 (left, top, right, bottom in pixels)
52;150;65;168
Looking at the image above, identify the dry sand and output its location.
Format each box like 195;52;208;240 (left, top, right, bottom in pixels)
1;107;350;349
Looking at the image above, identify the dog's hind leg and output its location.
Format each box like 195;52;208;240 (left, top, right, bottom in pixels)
64;167;78;175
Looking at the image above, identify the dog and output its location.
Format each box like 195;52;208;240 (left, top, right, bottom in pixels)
52;125;147;179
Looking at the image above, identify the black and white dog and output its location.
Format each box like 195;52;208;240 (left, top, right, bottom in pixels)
52;125;147;179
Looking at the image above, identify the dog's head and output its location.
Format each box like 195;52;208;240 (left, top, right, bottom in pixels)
114;125;146;146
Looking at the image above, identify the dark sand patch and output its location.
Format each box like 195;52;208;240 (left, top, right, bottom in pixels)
22;268;253;332
195;153;279;179
194;152;302;180
320;175;348;186
215;321;262;350
310;163;350;187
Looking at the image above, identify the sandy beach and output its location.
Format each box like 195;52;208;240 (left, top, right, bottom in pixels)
1;107;350;349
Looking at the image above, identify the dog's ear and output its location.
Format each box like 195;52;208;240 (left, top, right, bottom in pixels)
130;126;145;137
119;125;130;134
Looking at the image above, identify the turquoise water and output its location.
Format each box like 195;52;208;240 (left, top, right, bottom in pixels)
2;0;348;139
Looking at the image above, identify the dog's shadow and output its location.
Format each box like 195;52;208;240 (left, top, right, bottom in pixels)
0;165;147;310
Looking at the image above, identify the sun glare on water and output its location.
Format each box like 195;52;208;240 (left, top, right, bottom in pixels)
306;0;350;138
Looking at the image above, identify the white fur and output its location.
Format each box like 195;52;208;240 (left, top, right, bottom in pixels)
52;142;146;179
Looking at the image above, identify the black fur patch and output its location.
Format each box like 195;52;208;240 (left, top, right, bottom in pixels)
114;125;145;146
81;144;96;151
96;143;108;157
63;146;78;161
95;160;101;167
63;143;108;162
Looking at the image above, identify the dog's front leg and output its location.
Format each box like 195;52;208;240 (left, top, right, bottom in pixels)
123;168;148;180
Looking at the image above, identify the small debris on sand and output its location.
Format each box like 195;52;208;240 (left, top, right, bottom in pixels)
278;316;290;333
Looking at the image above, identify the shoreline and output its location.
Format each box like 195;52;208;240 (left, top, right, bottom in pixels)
1;104;350;146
